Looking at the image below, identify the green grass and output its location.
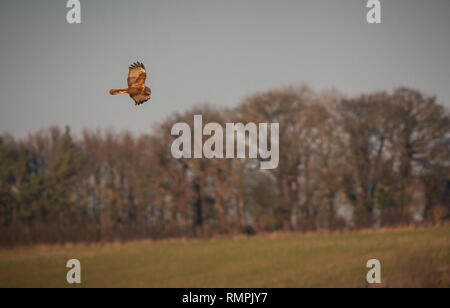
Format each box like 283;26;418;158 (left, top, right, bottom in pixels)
0;226;449;287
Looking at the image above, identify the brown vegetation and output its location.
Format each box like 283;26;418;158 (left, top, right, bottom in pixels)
0;86;449;246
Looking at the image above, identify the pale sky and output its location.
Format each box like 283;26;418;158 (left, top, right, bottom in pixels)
0;0;449;137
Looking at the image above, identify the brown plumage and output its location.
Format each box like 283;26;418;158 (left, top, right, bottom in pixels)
109;62;151;105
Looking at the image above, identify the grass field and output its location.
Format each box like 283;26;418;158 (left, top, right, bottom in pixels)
0;226;449;288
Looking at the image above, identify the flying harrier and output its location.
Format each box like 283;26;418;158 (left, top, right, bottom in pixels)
109;62;151;105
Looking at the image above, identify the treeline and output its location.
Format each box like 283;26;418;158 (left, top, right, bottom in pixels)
0;86;449;246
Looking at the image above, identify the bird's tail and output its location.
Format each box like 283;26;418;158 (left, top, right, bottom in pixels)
109;88;129;95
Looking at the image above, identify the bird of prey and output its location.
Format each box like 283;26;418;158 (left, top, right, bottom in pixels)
109;62;151;105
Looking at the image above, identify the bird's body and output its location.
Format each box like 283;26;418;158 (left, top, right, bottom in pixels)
109;62;151;105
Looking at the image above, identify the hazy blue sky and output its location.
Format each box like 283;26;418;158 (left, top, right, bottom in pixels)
0;0;449;137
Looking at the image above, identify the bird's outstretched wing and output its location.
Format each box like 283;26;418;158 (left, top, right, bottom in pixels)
127;62;147;88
